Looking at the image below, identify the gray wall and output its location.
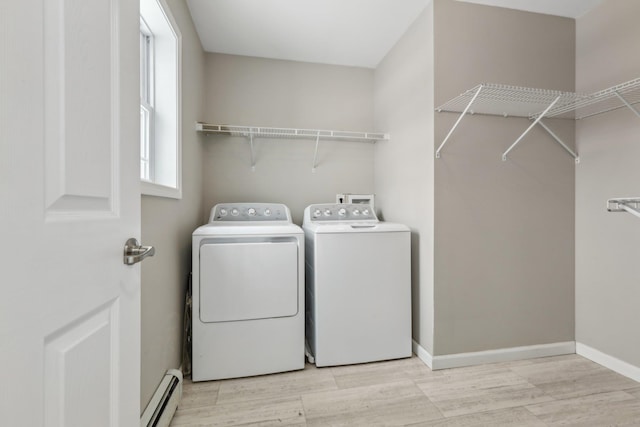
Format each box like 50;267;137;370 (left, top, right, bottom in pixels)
202;53;375;224
140;0;205;409
137;2;640;404
374;4;435;354
575;0;640;367
432;0;575;355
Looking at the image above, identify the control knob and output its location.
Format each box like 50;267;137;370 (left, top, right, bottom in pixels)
248;208;256;216
264;208;271;216
219;208;228;217
313;209;322;218
230;208;240;216
324;209;332;217
338;208;347;216
353;209;360;216
362;209;370;216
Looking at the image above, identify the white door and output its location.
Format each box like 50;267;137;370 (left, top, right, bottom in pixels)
1;0;142;426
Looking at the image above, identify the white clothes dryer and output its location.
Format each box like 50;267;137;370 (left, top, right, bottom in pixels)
192;203;304;381
303;203;411;367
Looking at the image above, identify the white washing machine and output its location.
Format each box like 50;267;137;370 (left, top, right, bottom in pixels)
192;203;305;381
303;203;412;367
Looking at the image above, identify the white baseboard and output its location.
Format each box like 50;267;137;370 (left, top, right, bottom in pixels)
412;340;575;370
412;340;433;369
576;342;640;383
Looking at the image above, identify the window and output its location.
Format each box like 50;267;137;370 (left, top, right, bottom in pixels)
140;20;153;181
139;0;182;198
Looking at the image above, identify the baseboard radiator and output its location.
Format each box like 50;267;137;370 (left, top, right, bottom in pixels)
140;369;183;427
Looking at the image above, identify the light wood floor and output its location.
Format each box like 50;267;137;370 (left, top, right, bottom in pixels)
170;354;640;426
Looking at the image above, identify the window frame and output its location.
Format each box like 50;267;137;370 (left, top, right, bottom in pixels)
139;19;154;182
139;0;182;199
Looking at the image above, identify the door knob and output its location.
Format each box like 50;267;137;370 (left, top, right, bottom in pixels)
123;238;155;265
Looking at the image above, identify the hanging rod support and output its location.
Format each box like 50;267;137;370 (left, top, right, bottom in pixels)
249;130;256;172
502;95;561;161
613;91;640;119
607;198;640;219
436;85;483;158
621;205;640;219
536;120;580;164
312;132;321;172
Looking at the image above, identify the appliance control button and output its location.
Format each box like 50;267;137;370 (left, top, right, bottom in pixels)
230;208;240;216
248;208;256;216
362;209;370;216
338;208;347;216
264;208;271;216
324;209;332;216
353;209;360;216
313;209;322;218
219;208;228;217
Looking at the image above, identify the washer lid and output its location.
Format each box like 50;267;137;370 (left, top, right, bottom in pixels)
193;222;302;236
303;221;409;234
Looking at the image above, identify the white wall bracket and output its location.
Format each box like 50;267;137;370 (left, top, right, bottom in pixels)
607;198;640;219
249;130;256;172
613;91;640;119
312;132;321;173
502;96;560;161
536;120;580;163
435;85;482;159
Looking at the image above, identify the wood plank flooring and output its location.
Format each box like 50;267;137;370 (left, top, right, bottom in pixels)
170;354;640;426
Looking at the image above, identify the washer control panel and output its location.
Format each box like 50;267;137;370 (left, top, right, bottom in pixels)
307;203;377;222
210;203;290;222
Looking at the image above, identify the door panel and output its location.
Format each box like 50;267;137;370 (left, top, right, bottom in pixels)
44;301;118;427
44;0;117;217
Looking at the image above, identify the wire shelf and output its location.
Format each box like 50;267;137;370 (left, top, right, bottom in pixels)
544;77;640;120
196;123;389;172
196;123;388;143
435;77;640;161
436;79;640;121
436;84;583;119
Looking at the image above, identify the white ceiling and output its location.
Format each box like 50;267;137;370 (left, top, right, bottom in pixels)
186;0;431;68
458;0;604;19
186;0;604;69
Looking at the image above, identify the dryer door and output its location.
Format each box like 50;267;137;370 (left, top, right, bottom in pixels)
199;239;299;322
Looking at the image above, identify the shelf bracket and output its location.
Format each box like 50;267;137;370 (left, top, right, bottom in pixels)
312;132;321;173
613;91;640;119
502;95;561;161
607;198;640;219
536;120;580;163
249;129;256;172
436;85;483;158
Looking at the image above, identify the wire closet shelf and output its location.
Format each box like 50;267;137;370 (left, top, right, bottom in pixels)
196;123;389;171
196;123;388;143
434;77;640;162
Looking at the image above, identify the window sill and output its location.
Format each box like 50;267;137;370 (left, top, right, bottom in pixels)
141;180;182;199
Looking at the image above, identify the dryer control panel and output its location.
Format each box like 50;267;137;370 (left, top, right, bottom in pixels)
305;203;378;222
210;203;291;222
